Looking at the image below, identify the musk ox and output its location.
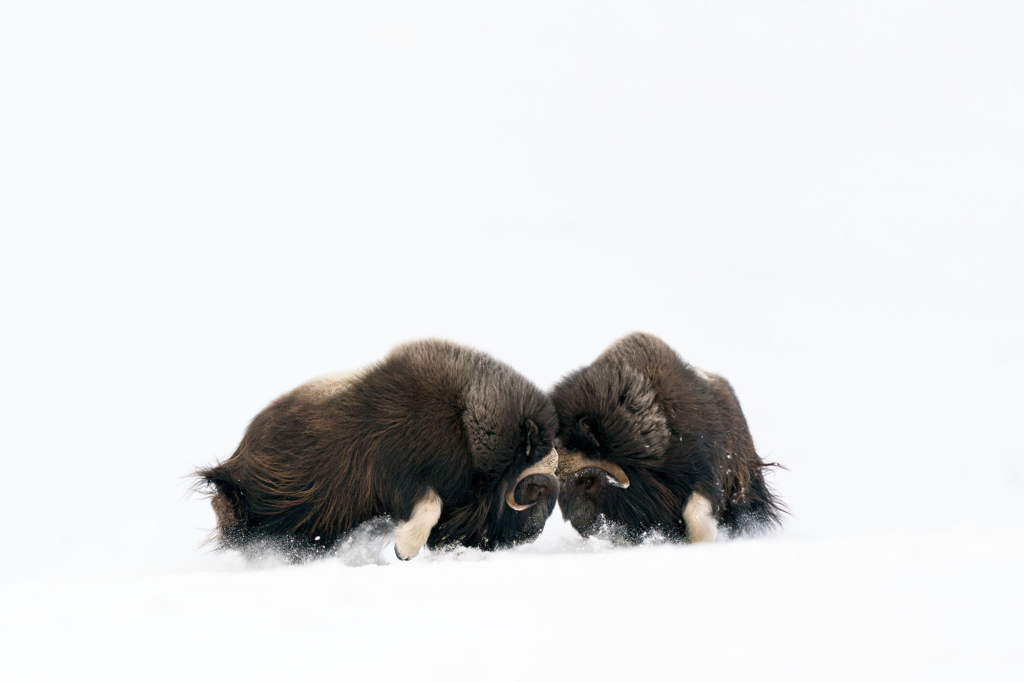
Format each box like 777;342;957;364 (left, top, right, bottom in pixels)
551;332;784;543
196;340;560;560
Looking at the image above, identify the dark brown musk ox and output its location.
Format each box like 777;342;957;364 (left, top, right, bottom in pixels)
551;332;784;544
195;340;560;561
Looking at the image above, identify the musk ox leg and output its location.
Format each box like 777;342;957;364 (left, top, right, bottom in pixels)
683;492;718;543
395;489;443;561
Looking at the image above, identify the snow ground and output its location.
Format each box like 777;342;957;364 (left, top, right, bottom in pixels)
1;2;1022;680
4;523;1022;680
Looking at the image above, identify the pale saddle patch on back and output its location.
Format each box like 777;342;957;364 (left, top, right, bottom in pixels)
683;492;718;543
394;488;443;560
692;365;722;386
295;369;361;400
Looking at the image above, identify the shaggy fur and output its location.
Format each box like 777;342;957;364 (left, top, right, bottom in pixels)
551;333;784;541
196;340;560;559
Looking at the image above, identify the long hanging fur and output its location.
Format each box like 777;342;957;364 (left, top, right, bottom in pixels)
196;340;559;558
551;332;785;541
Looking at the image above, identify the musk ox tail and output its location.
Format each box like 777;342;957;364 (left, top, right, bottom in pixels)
194;463;250;548
721;460;789;536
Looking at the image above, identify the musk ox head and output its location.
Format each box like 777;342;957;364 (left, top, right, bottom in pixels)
550;332;783;543
426;363;561;552
551;361;682;541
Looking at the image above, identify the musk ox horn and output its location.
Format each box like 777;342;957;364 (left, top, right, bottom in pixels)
505;448;559;511
556;451;630;489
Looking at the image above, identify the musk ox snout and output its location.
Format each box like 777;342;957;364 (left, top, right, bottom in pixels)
558;465;630;537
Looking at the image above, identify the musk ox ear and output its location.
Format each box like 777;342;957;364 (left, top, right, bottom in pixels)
578;416;600;448
524;419;540;456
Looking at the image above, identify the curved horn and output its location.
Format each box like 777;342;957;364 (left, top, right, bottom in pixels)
506;448;559;511
556;451;630;489
505;489;533;512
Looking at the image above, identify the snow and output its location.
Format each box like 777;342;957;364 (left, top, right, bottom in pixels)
1;1;1022;680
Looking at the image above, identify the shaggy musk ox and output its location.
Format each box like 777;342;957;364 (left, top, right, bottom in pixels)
196;340;560;560
551;333;784;543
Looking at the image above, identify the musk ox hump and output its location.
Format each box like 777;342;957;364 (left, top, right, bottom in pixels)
594;363;672;461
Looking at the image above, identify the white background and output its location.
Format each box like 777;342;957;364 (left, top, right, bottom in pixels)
1;2;1021;680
